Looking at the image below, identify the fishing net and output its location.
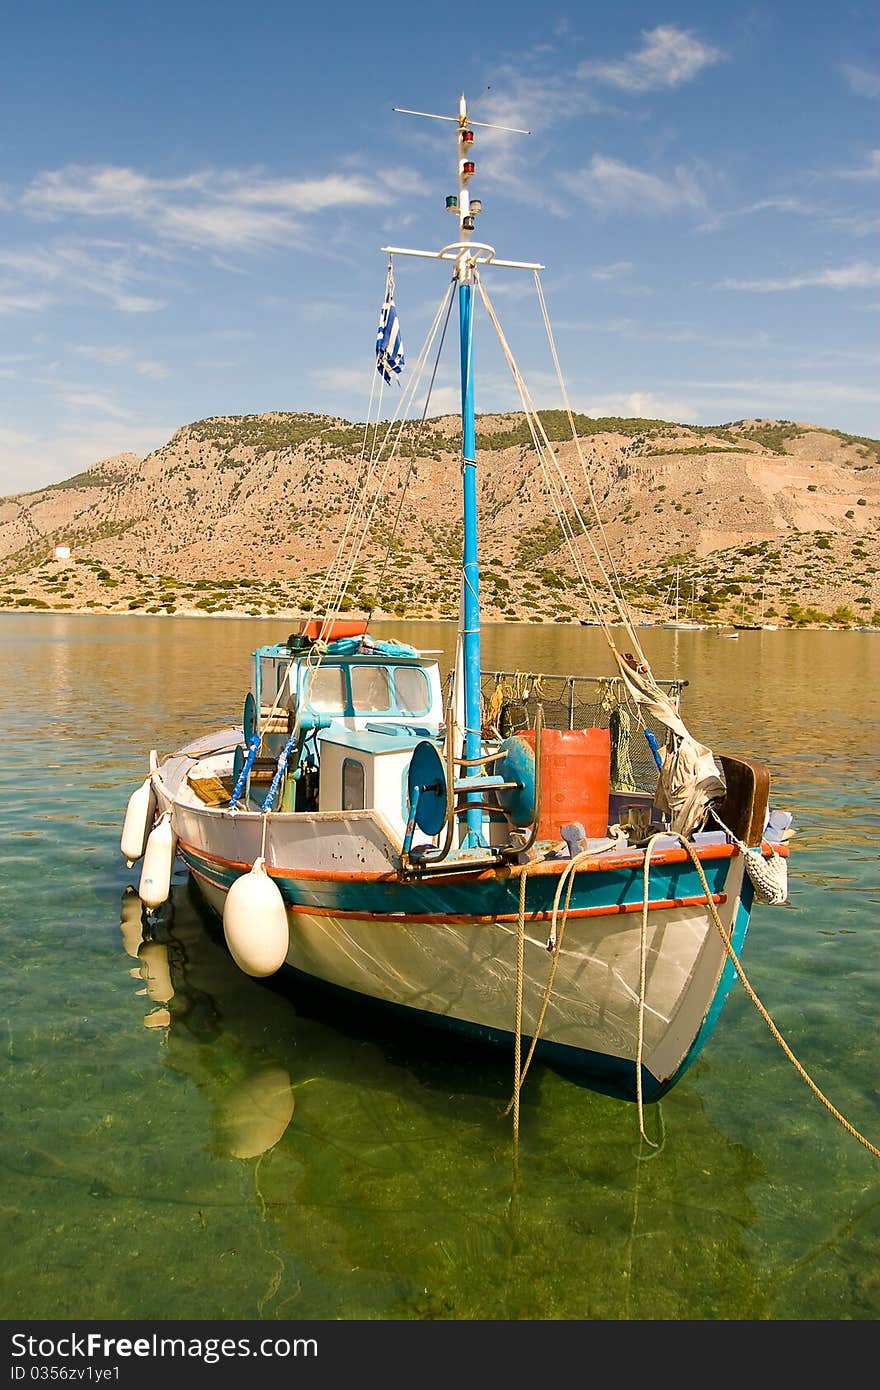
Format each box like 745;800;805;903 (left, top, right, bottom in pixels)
478;671;685;794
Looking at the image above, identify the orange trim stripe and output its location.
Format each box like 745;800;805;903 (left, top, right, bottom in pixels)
177;834;768;884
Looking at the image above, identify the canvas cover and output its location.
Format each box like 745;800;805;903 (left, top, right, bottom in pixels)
613;652;726;836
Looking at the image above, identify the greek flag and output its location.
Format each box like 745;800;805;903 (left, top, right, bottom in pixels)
376;290;404;383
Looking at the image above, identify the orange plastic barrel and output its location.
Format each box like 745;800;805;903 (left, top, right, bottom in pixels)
520;727;611;840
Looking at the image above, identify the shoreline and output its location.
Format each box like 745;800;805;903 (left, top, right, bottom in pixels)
0;604;875;632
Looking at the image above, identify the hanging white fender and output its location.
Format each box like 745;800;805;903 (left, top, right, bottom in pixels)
138;813;176;910
120;776;157;866
223;857;289;977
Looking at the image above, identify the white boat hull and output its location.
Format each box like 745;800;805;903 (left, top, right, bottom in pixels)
169;777;752;1102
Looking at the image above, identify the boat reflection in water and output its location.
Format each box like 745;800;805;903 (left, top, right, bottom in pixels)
118;885;296;1160
111;885;815;1319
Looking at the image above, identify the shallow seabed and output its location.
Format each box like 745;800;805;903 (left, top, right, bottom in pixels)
1;614;877;1320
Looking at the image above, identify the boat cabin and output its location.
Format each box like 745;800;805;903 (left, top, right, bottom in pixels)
247;636;445;838
253;643;443;736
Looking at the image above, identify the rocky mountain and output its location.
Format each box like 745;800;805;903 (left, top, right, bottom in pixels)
1;410;877;627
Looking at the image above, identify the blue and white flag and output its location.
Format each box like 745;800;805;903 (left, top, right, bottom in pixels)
375;289;404;384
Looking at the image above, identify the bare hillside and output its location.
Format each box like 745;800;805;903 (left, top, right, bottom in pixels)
1;411;877;627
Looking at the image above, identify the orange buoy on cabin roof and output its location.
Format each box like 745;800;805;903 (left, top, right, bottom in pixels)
296;618;369;642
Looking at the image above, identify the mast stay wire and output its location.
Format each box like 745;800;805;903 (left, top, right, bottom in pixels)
313;274;457;635
475;272;643;660
367;281;457;626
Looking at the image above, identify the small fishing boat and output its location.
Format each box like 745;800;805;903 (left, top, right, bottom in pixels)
121;95;791;1109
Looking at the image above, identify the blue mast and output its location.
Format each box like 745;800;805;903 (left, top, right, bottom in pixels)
458;273;483;846
383;94;535;849
454;95;484;847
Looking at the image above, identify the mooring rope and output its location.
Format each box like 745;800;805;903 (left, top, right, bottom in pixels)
510;859;532;1153
642;832;880;1159
505;835;879;1161
503;847;593;1125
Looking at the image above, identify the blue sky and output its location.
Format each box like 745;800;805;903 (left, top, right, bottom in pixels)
1;0;877;495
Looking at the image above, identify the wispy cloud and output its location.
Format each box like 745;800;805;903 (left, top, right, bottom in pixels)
578;390;696;421
461;74;585;207
591;261;634;282
22;164;387;252
0;286;53;314
59;389;133;419
841;64;880;98
300;300;352;324
682;376;880;426
698;196;817;232
579;26;724;91
414;30;720;210
0;419;173;498
719;260;880;291
689;376;879;403
0;243;165;313
74;344;169;378
309;365;373;394
833;149;880;183
560;156;706;214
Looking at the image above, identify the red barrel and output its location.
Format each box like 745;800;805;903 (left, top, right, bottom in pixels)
521;727;611;840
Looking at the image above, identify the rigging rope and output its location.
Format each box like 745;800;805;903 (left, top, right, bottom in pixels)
368;281;457;624
533;270;634;630
510;859;534;1155
312;268;456;631
475;272;642;657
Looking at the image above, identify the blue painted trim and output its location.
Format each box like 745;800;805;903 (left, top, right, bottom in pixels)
180;841;734;921
183;852;753;1103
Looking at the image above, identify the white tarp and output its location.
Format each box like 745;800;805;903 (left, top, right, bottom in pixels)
612;651;726;837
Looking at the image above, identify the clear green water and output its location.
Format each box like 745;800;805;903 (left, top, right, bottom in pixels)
1;614;877;1321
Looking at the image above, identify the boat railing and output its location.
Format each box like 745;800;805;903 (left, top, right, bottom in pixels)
476;670;687;794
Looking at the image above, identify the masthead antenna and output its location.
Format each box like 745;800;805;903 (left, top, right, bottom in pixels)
392;92;530;135
384;93;541;273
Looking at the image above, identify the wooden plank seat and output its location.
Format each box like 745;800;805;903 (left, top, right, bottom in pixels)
260;706;294;735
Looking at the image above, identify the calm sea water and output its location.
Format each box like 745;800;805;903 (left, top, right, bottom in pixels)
0;613;877;1322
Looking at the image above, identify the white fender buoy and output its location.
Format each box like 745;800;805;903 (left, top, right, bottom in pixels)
223;857;289;978
121;777;157;866
138;812;175;910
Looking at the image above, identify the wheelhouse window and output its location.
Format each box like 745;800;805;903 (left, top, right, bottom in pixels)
304;665;346;714
342;758;365;811
350;664;392;712
259;656;296;704
392;665;430;716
